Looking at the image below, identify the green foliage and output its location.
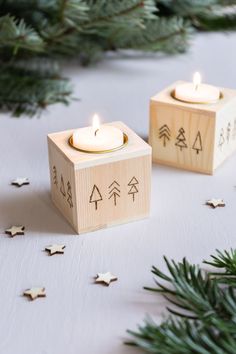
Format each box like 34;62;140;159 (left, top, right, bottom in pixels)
0;0;236;116
115;18;193;53
0;15;43;54
127;249;236;353
204;249;236;284
0;61;72;117
157;0;236;30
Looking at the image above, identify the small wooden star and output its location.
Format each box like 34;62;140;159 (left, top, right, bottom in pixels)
23;287;46;301
11;177;30;187
5;225;25;237
45;244;66;256
95;272;118;286
206;199;225;208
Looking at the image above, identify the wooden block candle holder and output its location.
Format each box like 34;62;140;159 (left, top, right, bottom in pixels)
149;80;236;174
47;121;151;234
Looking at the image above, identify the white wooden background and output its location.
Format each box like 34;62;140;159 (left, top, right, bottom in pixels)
1;32;236;354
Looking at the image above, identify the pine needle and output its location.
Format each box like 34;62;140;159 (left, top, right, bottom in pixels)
127;249;236;353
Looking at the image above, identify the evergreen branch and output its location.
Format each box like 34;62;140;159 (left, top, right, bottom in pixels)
195;5;236;30
39;0;89;47
0;15;44;54
87;0;157;23
114;17;193;53
127;249;236;353
157;0;236;30
127;316;236;353
58;0;89;28
204;249;236;284
157;0;216;17
204;249;236;272
0;61;73;117
146;257;221;320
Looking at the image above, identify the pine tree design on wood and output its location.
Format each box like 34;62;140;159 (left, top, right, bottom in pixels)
60;175;66;197
159;124;171;147
233;119;236;140
52;166;58;187
219;128;225;149
227;122;231;143
108;181;120;206
192;131;203;154
175;128;187;151
89;185;102;210
128;177;139;202
67;181;73;208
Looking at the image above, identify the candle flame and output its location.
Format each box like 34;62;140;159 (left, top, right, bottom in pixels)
193;72;201;90
93;114;100;135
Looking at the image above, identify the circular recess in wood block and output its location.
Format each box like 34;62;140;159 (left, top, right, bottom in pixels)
170;89;224;104
68;133;128;154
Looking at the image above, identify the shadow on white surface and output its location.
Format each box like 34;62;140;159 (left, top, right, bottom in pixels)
1;190;75;236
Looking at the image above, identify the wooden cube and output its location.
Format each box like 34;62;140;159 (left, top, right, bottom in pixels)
149;81;236;174
47;122;151;234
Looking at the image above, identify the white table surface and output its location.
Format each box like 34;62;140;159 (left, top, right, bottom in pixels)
1;32;236;354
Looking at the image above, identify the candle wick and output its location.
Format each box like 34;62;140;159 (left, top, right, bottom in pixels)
194;84;199;91
94;129;99;136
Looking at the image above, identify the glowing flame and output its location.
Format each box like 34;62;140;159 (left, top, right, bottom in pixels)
93;114;100;135
193;72;201;90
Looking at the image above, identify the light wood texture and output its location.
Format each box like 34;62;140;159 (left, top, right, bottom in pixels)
48;141;78;231
23;287;46;301
5;225;25;237
206;199;225;208
45;244;66;255
149;82;236;174
48;122;152;234
95;272;118;286
11;178;30;187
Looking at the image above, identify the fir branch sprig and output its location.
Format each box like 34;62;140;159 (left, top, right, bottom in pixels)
204;249;236;284
0;15;44;54
0;61;73;117
127;249;236;353
116;17;192;53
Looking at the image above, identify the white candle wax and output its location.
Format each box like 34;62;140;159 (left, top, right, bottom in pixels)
72;116;124;152
174;72;220;103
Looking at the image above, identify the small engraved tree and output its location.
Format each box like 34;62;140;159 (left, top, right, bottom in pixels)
108;181;120;206
192;131;203;154
226;122;231;143
219;128;225;149
67;182;73;208
52;166;58;187
60;175;66;196
128;177;139;202
89;185;103;210
233;119;236;140
175;128;187;151
159;124;171;147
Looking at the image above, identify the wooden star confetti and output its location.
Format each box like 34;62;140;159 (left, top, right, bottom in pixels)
95;272;118;286
23;287;46;301
11;177;30;187
5;225;25;237
206;199;225;208
45;244;66;256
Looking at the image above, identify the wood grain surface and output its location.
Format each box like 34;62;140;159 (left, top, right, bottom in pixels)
150;82;236;174
48;122;151;233
1;32;236;354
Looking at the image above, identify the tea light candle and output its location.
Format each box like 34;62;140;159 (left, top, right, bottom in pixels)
72;114;124;152
174;72;220;103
